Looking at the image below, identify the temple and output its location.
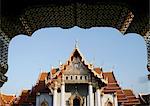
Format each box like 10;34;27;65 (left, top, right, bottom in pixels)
11;47;142;106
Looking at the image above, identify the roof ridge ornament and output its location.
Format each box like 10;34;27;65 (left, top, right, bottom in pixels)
75;39;79;49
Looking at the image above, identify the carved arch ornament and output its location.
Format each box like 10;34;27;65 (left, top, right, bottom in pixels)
105;99;114;106
69;92;84;106
41;99;49;106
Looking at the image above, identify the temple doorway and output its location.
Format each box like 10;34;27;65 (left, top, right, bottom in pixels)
107;102;113;106
73;98;80;106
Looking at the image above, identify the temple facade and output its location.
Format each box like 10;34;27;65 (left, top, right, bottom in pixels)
13;47;141;106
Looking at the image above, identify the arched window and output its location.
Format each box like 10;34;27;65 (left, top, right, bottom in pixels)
76;76;78;80
80;76;82;80
66;76;68;80
85;76;87;80
41;100;48;106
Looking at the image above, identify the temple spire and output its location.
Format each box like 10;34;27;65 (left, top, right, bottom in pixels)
75;39;79;49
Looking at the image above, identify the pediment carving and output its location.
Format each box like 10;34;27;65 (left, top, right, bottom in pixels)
64;57;90;75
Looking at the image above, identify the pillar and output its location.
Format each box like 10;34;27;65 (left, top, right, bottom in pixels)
83;97;86;106
53;81;58;106
114;93;118;106
89;82;94;106
60;76;65;106
96;89;101;106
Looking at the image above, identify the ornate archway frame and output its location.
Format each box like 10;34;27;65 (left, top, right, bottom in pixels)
69;92;84;106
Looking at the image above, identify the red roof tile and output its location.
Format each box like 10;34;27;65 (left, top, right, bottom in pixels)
102;71;140;105
102;72;128;103
103;72;117;83
123;89;140;105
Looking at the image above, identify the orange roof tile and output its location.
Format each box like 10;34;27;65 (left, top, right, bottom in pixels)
0;93;15;104
39;72;48;81
94;67;102;74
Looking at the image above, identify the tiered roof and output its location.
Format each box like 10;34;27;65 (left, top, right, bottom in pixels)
13;90;30;105
103;72;128;103
101;71;140;105
122;89;140;105
13;72;51;105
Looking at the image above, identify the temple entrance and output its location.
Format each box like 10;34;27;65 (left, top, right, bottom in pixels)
107;102;113;106
73;98;80;106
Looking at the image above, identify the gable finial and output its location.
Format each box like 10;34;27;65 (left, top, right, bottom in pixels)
111;65;115;71
59;60;62;66
75;39;79;49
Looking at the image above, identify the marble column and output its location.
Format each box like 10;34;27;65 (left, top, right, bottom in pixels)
95;91;97;106
89;82;94;106
60;80;65;106
96;89;101;106
114;93;118;106
83;97;86;106
53;81;57;106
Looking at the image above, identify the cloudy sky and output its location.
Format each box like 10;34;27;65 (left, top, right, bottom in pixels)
1;27;149;96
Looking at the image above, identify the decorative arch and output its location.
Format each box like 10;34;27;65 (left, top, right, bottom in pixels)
69;92;83;106
105;99;114;106
41;99;49;106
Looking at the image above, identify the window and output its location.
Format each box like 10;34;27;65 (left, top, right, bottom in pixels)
85;76;87;80
76;76;78;80
80;76;82;80
66;76;68;80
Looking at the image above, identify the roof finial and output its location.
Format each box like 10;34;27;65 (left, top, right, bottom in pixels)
111;65;115;71
92;57;95;65
51;65;54;69
59;60;62;66
75;39;79;49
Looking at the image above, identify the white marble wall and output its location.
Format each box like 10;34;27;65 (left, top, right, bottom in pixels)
35;88;118;106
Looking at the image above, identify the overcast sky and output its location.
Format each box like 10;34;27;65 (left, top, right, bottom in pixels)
1;27;149;96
